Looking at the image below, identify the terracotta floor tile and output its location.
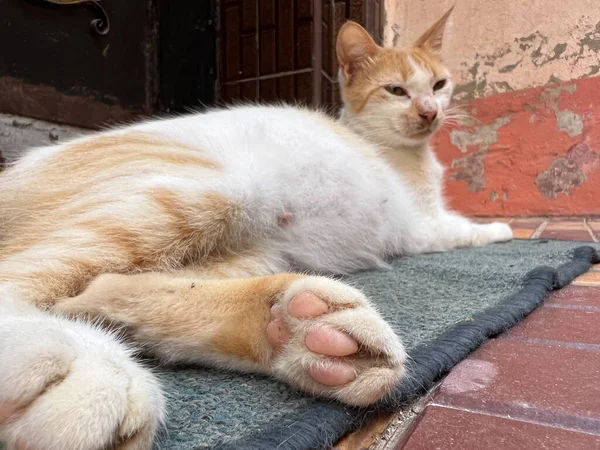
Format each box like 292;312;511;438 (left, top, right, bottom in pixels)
573;271;600;286
586;221;600;241
512;228;536;239
539;229;594;241
511;218;545;229
547;285;600;307
434;340;600;434
502;306;600;345
548;217;585;230
400;406;600;450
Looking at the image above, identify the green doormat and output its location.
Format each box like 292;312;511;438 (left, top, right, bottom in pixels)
153;239;599;450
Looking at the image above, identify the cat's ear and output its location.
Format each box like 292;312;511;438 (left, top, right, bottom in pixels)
413;6;454;54
336;21;381;79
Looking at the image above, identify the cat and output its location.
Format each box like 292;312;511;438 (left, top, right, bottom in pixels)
0;7;512;450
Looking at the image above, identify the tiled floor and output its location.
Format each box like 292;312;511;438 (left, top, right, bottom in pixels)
334;217;600;450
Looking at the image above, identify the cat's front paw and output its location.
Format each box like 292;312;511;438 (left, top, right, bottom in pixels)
482;222;513;243
266;277;406;407
0;316;164;450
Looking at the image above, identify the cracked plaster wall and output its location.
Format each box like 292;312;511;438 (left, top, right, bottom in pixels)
384;0;600;102
384;1;600;216
431;77;600;216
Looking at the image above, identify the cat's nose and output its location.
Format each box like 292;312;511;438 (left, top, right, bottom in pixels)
419;110;437;124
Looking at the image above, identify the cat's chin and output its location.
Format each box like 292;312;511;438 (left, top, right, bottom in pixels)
394;128;436;148
405;121;444;143
410;128;435;139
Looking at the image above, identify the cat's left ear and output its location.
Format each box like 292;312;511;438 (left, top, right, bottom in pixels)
413;6;454;54
336;21;381;80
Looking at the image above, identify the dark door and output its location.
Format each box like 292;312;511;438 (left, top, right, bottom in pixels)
0;0;217;129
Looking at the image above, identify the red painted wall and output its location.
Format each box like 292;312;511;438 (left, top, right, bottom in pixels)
434;76;600;217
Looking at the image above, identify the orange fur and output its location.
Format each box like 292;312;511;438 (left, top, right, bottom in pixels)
341;47;447;113
59;132;220;171
0;13;454;318
0;132;220;241
413;6;455;54
337;18;449;114
150;189;244;264
56;272;304;366
0;131;229;310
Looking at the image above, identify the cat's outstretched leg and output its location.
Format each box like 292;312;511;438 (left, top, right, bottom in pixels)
411;212;513;253
471;220;514;244
56;272;407;407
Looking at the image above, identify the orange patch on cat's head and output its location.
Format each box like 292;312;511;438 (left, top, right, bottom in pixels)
336;7;455;145
338;47;448;113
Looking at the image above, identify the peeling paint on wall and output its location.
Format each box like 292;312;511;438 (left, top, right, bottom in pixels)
430;76;600;216
536;143;599;199
384;2;600;102
541;84;584;136
449;117;511;192
451;152;486;193
385;2;600;216
450;117;511;153
453;20;600;101
556;109;584;137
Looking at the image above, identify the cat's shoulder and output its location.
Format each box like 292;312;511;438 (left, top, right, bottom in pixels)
130;102;337;132
208;102;338;125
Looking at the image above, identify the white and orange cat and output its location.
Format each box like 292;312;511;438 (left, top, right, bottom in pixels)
0;8;511;450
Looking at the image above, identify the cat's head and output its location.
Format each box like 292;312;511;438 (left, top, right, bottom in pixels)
337;8;454;147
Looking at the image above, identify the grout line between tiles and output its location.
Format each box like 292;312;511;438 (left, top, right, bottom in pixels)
501;335;600;351
530;219;549;239
583;218;599;243
429;403;600;437
546;303;600;312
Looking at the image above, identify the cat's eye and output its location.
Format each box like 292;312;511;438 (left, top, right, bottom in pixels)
433;79;447;91
384;85;408;97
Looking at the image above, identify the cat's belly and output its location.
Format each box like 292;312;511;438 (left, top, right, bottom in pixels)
223;161;412;275
140;106;416;273
255;189;405;274
279;223;392;274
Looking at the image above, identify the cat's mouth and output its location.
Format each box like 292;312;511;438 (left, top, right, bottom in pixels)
409;118;443;139
409;126;436;139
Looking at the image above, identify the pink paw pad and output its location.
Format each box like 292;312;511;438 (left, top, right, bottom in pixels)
267;292;359;386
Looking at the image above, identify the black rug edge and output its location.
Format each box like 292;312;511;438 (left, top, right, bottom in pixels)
215;244;600;450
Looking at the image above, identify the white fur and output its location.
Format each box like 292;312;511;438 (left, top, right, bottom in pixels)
122;103;509;271
0;95;511;448
0;314;164;450
0;9;516;445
